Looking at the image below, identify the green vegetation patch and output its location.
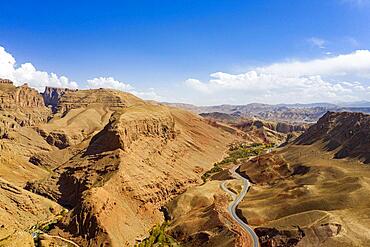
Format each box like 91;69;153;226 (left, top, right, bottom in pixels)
135;221;180;247
29;208;69;246
201;142;275;182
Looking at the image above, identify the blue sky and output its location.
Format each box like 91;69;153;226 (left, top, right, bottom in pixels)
1;0;370;104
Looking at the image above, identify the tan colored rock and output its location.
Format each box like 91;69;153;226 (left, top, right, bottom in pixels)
1;86;238;246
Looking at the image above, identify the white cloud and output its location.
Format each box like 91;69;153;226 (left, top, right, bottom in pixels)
0;46;163;101
186;50;370;104
87;76;163;101
0;46;78;91
185;78;211;93
130;88;163;101
308;37;326;49
256;50;370;77
87;76;133;91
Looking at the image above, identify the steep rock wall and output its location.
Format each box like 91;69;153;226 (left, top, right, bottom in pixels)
86;106;176;155
42;87;76;111
0;80;50;136
55;89;143;115
295;111;370;163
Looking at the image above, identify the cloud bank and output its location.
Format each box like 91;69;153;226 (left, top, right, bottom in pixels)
87;77;134;91
87;76;163;101
2;45;370;104
0;46;162;101
0;47;78;91
186;50;370;104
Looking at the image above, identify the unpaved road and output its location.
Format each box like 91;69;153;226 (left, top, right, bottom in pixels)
41;233;80;247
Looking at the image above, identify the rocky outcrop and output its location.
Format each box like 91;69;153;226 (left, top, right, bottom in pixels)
86;106;176;155
60;200;111;246
0;78;13;84
295;111;370;163
42;87;76;111
0;178;62;246
34;127;71;149
238;153;294;185
255;223;342;247
0;80;50;136
276;122;307;133
234;119;307;134
0;82;45;109
255;226;305;247
24;102;234;246
55;88;143;115
28;105;177;207
200;112;307;145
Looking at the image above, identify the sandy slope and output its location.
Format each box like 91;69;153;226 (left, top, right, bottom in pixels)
5;88;236;246
238;142;370;246
0;83;238;246
0;178;62;246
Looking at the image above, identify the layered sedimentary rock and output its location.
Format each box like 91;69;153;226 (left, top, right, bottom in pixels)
42;86;76;111
233;119;307;134
234;112;370;246
86;105;176;154
55;88;143;115
0;178;62;244
0;80;45;109
295;111;370;163
22;92;235;246
0;78;13;84
200;112;308;145
0;79;50;137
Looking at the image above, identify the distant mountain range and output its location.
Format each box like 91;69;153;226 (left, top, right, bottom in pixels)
163;101;370;123
336;100;370;108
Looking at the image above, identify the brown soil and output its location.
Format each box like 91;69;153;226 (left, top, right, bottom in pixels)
0;82;237;246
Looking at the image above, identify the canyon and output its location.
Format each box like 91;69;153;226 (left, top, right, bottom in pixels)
0;79;236;246
1;78;370;247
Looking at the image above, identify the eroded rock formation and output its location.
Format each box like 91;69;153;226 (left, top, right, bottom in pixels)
295;111;370;163
0;79;50;137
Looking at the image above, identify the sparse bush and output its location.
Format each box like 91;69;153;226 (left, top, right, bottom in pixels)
135;221;180;247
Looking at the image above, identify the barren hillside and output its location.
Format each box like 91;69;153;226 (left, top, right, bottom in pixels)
0;80;237;246
237;112;370;246
295;111;370;164
200;112;308;145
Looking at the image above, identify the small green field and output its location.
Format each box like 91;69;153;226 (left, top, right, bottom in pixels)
201;142;274;182
135;221;180;247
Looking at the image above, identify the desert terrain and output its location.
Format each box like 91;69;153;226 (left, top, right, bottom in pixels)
1;78;370;247
0;79;238;246
159;112;370;247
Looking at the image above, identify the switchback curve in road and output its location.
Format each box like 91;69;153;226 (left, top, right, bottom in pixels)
221;165;259;247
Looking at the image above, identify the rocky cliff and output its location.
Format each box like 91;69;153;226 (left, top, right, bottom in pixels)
0;78;13;84
86;105;176;154
234;119;307;134
54;88;143;115
295;111;370;163
42;87;76;111
0;79;50;137
0;80;45;109
22;94;235;246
